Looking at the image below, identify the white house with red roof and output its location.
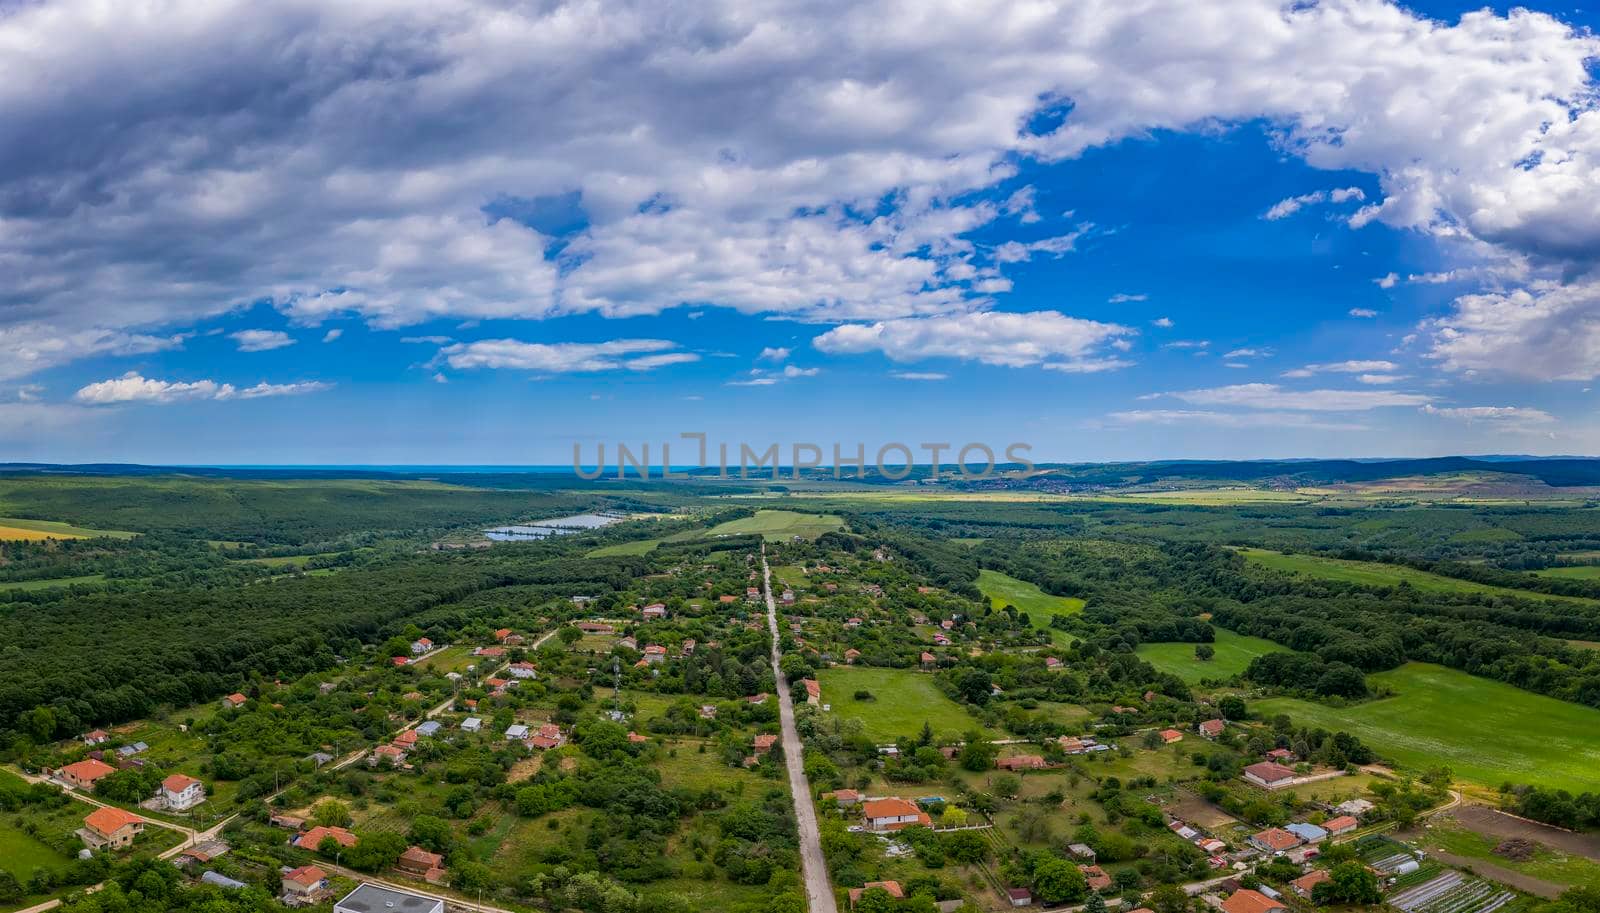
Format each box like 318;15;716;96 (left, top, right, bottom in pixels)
161;773;206;810
410;637;433;654
862;797;931;832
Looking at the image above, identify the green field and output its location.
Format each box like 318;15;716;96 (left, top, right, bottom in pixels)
818;667;993;742
0;772;75;882
703;509;844;540
1239;548;1595;604
977;569;1084;646
1136;629;1288;684
0;516;135;540
1255;663;1600;792
1534;566;1600;580
0;573;107;592
586;538;661;557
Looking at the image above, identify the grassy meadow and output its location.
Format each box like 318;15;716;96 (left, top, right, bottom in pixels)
1136;629;1288;684
1255;663;1600;792
586;538;661;557
702;509;844;540
1239;548;1596;605
817;667;994;742
1534;566;1600;580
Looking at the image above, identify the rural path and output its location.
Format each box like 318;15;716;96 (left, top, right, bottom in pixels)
762;545;837;913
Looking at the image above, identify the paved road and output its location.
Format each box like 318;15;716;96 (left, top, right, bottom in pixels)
762;545;837;913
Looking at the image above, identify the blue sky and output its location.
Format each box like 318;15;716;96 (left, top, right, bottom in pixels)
4;0;1599;465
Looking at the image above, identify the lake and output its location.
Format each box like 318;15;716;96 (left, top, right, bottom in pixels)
485;513;623;541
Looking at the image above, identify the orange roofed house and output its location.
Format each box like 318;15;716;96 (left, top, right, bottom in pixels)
78;806;144;851
59;757;116;790
161;773;206;811
294;825;358;851
863;797;931;832
280;865;332;907
1222;889;1287;913
849;881;904;908
397;845;447;883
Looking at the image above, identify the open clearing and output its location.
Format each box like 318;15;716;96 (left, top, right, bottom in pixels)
817;666;994;742
1239;548;1595;605
0;516;135;540
1534;565;1600;580
977;569;1084;646
0;573;108;592
1255;662;1600;792
702;509;843;540
586;538;661;557
1136;629;1287;684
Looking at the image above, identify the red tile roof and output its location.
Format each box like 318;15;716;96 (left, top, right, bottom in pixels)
162;773;200;793
1222;889;1286;913
283;865;327;887
1252;827;1302;851
84;806;143;836
863;797;920;819
294;825;357;850
1244;761;1298;783
61;758;116;782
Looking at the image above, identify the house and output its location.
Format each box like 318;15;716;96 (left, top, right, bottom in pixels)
824;789;862;806
1222;889;1287;913
719;594;737;604
1266;748;1296;762
1068;843;1096;861
802;679;821;705
269;814;306;830
844;648;862;664
161;773;206;810
642;603;667;619
643;644;668;664
1323;815;1359;836
680;639;695;656
59;758;116;790
294;825;358;851
920;651;935;667
746;587;761;603
415;721;441;737
1336;798;1376;818
1286;822;1329;844
1243;761;1299;788
627;731;649;743
1249;827;1303;853
473;646;505;658
78;806;144;850
1170;822;1200;840
305;751;335;767
1198;838;1227;854
410;637;433;654
494;628;513;642
82;729;109;746
1291;870;1331;897
281;865;333;906
848;881;904;908
699;704;718;719
222;693;247;709
862;797;931;831
997;755;1047;771
178;839;229;865
1159;729;1184;744
391;656;409;667
746;693;768;704
370;745;407;767
505;724;529;740
1006;888;1032;907
333;883;444;913
616;636;637;651
1045;656;1063;669
780;589;795;605
1198;719;1226;739
754;734;778;754
1081;865;1113;892
575;621;614;634
460;717;482;732
396;845;446;882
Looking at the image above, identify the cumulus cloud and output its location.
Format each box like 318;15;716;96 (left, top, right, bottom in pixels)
1151;317;1174;328
1223;347;1271;359
1421;404;1555;424
1263;187;1366;220
759;347;792;362
1153;383;1431;411
73;372;331;405
440;339;698;374
230;329;295;352
1424;281;1600;381
1;0;1596;379
813;310;1134;371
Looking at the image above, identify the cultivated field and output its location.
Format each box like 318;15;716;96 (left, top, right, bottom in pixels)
702;509;843;540
586;538;661;556
1255;663;1600;792
817;667;993;742
0;516;134;540
1136;629;1289;685
1239;548;1595;604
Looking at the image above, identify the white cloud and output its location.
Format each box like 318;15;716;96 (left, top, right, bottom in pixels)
727;376;779;387
1356;373;1406;385
73;372;330;404
890;371;948;380
431;372;448;384
759;347;792;362
1104;410;1368;431
1420;404;1556;427
813;310;1134;370
0;325;185;382
1282;359;1400;378
440;339;698;374
321;328;343;343
1351;306;1381;317
1424;280;1600;381
1109;293;1148;303
1263;187;1365;220
401;336;453;345
230;329;295;352
992;226;1094;264
1152;317;1174;328
1223;347;1271;359
1163;340;1209;350
782;365;819;377
1;0;1598;380
1154;383;1431;411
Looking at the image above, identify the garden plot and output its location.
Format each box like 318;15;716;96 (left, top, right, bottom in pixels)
1389;871;1518;913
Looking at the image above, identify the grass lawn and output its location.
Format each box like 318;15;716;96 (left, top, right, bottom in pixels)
0;772;77;882
414;644;480;673
1136;630;1288;685
977;570;1083;646
0;574;107;592
586;538;662;557
1534;566;1600;580
817;667;993;742
1239;548;1596;605
0;517;136;540
1423;820;1600;890
702;509;844;541
1254;662;1600;792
